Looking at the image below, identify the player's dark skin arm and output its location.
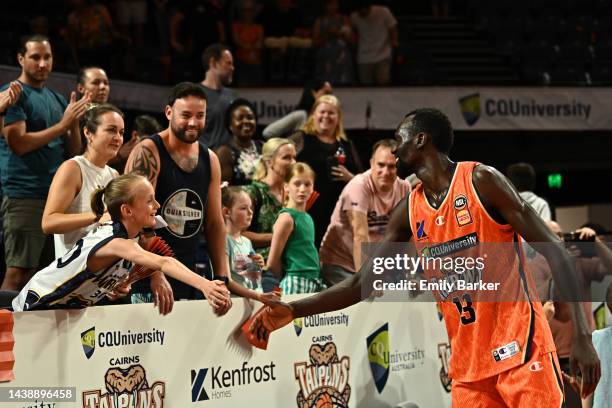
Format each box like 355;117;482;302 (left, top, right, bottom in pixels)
472;164;601;397
291;196;413;318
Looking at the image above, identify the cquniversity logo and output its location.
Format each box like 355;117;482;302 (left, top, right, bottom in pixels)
366;323;390;393
459;93;481;126
81;327;95;359
191;368;209;402
293;318;303;337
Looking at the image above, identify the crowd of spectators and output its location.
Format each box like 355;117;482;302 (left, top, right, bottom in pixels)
3;0;399;86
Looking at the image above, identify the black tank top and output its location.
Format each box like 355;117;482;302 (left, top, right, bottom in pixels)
133;134;211;299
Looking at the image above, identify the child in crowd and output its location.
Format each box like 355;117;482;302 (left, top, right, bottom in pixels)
13;174;230;312
222;186;265;294
266;163;325;294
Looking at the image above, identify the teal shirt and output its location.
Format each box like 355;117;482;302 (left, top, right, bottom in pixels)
280;208;320;279
0;82;67;198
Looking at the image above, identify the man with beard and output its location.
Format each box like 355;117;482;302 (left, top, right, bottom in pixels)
125;82;231;313
0;35;90;291
199;44;236;149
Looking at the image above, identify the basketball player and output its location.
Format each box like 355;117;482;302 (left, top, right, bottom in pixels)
12;174;230;312
251;109;600;406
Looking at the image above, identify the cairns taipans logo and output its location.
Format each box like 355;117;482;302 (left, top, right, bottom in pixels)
82;364;166;408
367;323;426;393
294;340;351;407
81;327;96;359
459;93;481;126
366;323;390;393
437;343;452;393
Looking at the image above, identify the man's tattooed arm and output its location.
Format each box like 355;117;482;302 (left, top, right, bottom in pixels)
125;142;160;187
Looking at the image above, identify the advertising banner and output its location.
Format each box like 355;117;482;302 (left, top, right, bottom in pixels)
6;296;452;407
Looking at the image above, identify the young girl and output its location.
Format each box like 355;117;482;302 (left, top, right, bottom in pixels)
266;163;326;294
42;103;123;257
222;186;267;295
13;174;230;312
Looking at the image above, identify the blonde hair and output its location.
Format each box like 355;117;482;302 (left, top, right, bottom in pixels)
301;94;347;141
90;174;146;221
253;138;296;181
284;162;315;183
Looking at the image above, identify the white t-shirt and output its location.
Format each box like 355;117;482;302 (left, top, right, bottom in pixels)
54;155;118;257
319;170;410;272
350;5;397;64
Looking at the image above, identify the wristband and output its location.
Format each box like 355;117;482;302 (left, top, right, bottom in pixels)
213;275;229;285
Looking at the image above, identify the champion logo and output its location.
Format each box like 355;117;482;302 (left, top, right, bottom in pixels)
435;216;445;226
529;361;544;372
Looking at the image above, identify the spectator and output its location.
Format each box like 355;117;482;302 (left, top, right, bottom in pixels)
350;0;398;85
114;0;148;48
222;186;266;295
244;138;296;291
262;79;332;139
42;104;122;257
232;0;264;86
216;98;262;185
530;221;612;408
77;66;110;104
319;139;410;286
0;35;90;291
12;174;231;312
289;94;363;247
261;0;313;82
110;115;162;173
592;283;612;408
506;162;552;221
152;0;172;82
64;0;123;72
125;82;231;306
199;44;236;149
432;0;451;19
170;0;225;81
313;0;355;85
267;162;325;294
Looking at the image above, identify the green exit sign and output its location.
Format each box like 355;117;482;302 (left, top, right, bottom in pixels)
548;173;562;189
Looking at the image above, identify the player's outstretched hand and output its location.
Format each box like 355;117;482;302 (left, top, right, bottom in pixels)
257;290;281;306
249;302;294;343
570;335;601;398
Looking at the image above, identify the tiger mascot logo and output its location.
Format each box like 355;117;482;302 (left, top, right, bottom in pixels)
294;342;351;408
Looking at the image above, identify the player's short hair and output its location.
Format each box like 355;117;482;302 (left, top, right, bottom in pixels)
202;43;231;70
166;82;207;107
402;108;454;154
18;34;50;56
506;162;536;192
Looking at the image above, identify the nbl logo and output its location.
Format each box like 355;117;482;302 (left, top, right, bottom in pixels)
191;368;209;402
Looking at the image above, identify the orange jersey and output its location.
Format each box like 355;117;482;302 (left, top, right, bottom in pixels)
408;161;555;382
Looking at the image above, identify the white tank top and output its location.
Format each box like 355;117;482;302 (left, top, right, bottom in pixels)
54;155;118;257
14;222;136;311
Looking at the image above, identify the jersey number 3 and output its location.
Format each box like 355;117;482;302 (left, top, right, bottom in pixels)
57;239;84;268
453;293;476;325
